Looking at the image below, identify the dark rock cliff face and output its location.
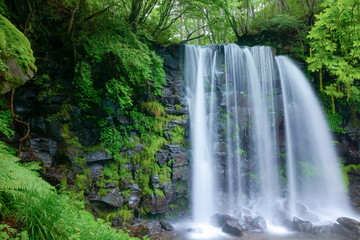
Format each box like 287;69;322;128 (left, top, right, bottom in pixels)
14;44;190;223
336;119;360;208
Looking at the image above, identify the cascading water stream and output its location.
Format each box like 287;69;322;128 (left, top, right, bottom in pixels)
185;45;216;223
183;43;354;235
276;56;351;218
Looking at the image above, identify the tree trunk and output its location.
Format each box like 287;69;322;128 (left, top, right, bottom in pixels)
197;21;201;45
67;0;80;35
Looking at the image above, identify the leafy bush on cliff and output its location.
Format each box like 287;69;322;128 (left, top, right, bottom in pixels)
74;22;165;111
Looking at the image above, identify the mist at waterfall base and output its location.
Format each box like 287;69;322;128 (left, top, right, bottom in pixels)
180;44;357;239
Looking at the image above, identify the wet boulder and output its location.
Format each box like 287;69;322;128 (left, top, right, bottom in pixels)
222;216;243;237
129;184;142;209
272;210;293;229
160;220;174;231
244;215;267;231
210;214;243;236
100;189;123;208
27;137;57;168
252;216;267;230
292;217;312;233
85;150;112;163
150;194;169;214
331;217;360;239
311;224;331;235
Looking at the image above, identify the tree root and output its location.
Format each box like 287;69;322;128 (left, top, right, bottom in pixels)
11;89;30;158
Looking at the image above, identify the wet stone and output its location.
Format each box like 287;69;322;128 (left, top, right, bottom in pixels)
160;220;174;231
293;217;312;233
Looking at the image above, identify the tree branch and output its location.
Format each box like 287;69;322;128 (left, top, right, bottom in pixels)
186;20;219;40
82;5;113;22
184;34;205;42
160;13;182;32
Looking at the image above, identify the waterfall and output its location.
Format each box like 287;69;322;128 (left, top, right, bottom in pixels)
184;43;352;227
185;45;217;223
276;56;350;217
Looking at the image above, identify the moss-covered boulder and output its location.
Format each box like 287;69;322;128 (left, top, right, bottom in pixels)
0;14;36;93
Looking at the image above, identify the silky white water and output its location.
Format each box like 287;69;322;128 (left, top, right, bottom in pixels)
276;56;351;218
184;44;354;231
185;45;216;223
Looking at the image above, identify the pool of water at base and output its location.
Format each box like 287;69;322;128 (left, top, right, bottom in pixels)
176;232;348;240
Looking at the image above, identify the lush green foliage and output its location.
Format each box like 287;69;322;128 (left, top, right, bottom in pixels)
74;22;165;111
0;110;13;140
307;0;360;112
326;112;345;134
0;140;138;240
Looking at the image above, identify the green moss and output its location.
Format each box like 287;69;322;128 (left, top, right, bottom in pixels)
98;188;108;197
154;189;165;198
84;144;105;152
61;123;83;150
342;164;360;188
122;189;131;198
119;208;133;223
0;14;36;81
140;101;166;118
168;125;185;145
326;112;345;134
99;162;121;185
158;166;172;185
47;105;71;123
34;74;64;103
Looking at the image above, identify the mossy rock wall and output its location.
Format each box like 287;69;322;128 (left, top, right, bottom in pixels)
14;44;190;224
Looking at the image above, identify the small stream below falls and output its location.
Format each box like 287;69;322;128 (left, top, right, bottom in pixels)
179;232;348;240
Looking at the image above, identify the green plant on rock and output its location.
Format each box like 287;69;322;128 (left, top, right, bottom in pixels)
168;125;185;145
118;207;134;223
326;111;345;134
73;61;102;109
154;188;165;198
140;101;166;119
342;164;360;189
75;23;165;112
